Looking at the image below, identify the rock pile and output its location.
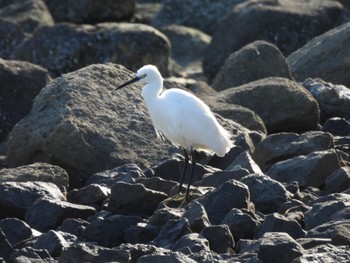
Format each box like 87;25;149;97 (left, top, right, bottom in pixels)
0;0;350;262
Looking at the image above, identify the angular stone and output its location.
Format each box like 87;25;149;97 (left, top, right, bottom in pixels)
59;242;130;263
200;225;235;254
57;218;88;240
123;222;160;244
325;167;350;193
33;230;69;257
255;213;306;239
67;184;110;205
196;169;250;188
138;251;196;263
241;174;291;214
267;149;340;188
0;19;24;59
201;179;250;225
135;176;178;196
322;117;350;136
9;247;53;262
108;182;167;216
183;201;211;233
213;77;319;133
0;218;38;247
149;206;184;226
222;208;261;241
212;41;292;91
172;233;210;253
226;151;262;174
331;224;350;246
0;162;69;189
0;181;65;219
252;131;334;172
306;219;350;239
25;198;96;232
292;244;350;263
0;229;11;260
118;243;174;263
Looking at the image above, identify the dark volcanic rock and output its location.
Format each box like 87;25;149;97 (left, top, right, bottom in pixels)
172;233;210;253
44;0;135;23
325;167;350;193
293;244;350;263
0;0;54;33
252;131;334;172
6;64;175;187
0;162;69;189
266;149;341;188
288;22;350;87
212;41;292;90
0;229;11;260
213;77;320;133
108;182;167;216
25;198;96;232
322;117;350;137
9;247;53;263
0;19;24;59
67;184;110;205
0;181;65;219
33;230;69;257
201;179;251;225
0;218;38;247
0;59;51;143
13;23;170;77
200;225;235;254
204;0;346;81
183;201;211;233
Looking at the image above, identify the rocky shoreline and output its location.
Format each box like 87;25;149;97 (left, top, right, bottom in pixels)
1;0;350;262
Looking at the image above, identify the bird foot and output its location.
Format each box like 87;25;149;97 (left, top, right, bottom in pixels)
162;193;189;207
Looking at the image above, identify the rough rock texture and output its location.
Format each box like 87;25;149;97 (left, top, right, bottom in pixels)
13;23;170;77
213;77;320;133
6;64;175;187
288;22;350;87
203;0;346;81
212;41;293;90
0;19;24;59
44;0;135;23
0;58;51;143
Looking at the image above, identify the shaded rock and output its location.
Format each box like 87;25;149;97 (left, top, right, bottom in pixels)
304;193;350;230
6;64;174;187
9;247;53;263
331;224;350;246
172;233;210;253
25;198;96;232
135;2;163;24
135;176;178;195
149;206;184;226
0;181;65;219
200;225;235;254
241;173;291;214
255;213;305;240
152;218;191;249
201;179;251;224
138;251;196;263
0;229;11;260
0;19;24;59
0;162;69;189
204;0;346;81
0;218;39;247
59;242;130;263
325;167;350;193
118;243;173;263
267;149;341;188
212;41;292;90
108;182;167;216
67;184;110;205
222;208;261;241
213;77;319;133
240;232;305;263
44;0;135;23
296;237;332;250
288;22;350;87
57;218;88;240
292;244;350;263
33;230;69;257
83;214;141;247
209;102;267;133
85;163;145;187
0;0;54;33
160;24;211;76
13;23;170;77
0;58;51;143
226;151;262;174
322;117;350;136
124;222;160;244
302;78;350;121
189;250;225;263
152;0;244;35
253;131;334;172
183;201;211;233
306;219;350;239
195;169;250;188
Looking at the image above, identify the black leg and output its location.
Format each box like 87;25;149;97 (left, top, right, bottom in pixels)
185;149;196;200
179;149;189;193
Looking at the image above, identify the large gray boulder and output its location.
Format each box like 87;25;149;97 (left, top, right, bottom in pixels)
6;64;176;187
13;23;170;77
288;23;350;87
44;0;135;23
203;0;346;81
213;77;320;133
212;41;293;91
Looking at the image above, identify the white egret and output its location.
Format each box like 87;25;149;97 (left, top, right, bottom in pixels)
116;65;233;200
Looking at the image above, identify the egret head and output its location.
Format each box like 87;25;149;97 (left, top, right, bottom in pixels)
116;65;161;90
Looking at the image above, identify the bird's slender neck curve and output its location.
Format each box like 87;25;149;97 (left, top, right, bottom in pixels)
141;77;163;102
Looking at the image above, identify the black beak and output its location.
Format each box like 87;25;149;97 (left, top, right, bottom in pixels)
116;76;142;90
